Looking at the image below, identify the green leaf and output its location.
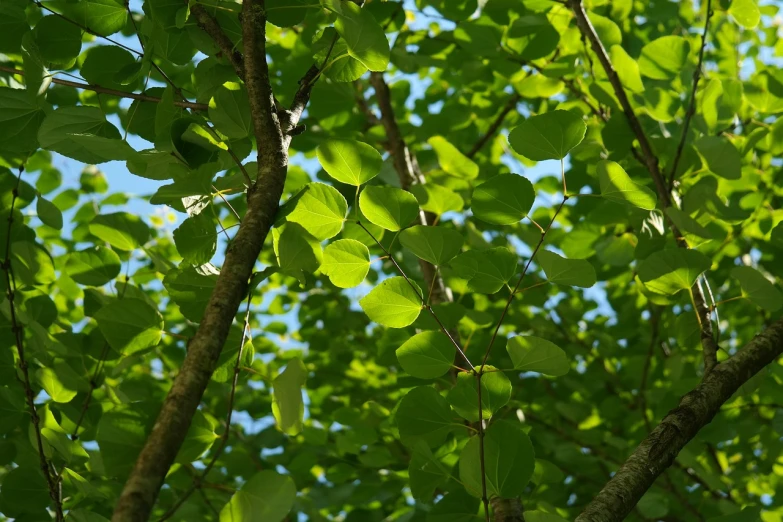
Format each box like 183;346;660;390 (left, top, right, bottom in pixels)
665;207;714;240
317;139;383;186
326;0;390;72
638;36;691;80
96;409;148;477
359;276;422;328
506;336;570;376
219;470;296;522
428;136;479;179
729;0;760;28
449;247;518;294
177;410;217;463
410;184;465;215
638;249;711;295
209;83;252;139
536;250;596;288
447;366;511;422
94;298;164;355
34;15;82;64
409;441;452;501
65;246;121;286
506;15;559;60
173;212;218;266
36;194;62;230
731;266;783;311
396;386;457;447
274;223;322;283
10;240;56;286
322;239;370;288
0;87;46;155
508;110;587;161
609;45;644;93
0;466;50;513
471;174;535;225
89;212;151;251
396;331;456;379
80;46;139;92
459;420;535;498
272;358;307;436
428;494;482;522
163;266;217;322
43;0;128;36
0;4;29;55
399;225;464;265
694;136;742;180
38;107;122;164
284;182;348;240
36;367;77;403
597;160;657;210
359;186;420;232
312;27;367;82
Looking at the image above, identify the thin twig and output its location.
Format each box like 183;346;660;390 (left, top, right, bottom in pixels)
479;197;569;370
158;290;253;521
669;0;713;190
2;168;64;521
0;66;208;110
466;93;521;159
356;221;474;371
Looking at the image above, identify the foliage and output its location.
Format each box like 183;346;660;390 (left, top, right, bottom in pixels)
1;0;782;521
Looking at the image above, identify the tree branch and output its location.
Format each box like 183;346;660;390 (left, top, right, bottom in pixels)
111;2;320;520
467;93;521;159
669;0;713;190
0;66;208;110
568;0;717;376
576;318;783;522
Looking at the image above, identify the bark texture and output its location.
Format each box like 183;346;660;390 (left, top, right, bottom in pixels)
576;318;783;521
490;498;525;522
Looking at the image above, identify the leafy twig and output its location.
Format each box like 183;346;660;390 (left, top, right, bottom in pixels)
466;93;521;159
669;0;713;190
356;221;474;371
568;0;717;377
2;168;64;521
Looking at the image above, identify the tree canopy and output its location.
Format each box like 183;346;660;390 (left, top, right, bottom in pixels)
1;0;783;521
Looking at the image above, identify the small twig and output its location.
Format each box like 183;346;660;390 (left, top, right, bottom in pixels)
466;93;521;159
476;373;490;522
479;197;568;369
0;66;208;110
158;290;253;521
2;168;64;521
356;220;474;371
669;0;713;190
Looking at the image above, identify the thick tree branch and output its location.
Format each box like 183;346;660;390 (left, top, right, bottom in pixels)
0;66;207;109
669;0;713;190
576;318;783;522
111;3;319;520
568;0;717;375
369;72;453;306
